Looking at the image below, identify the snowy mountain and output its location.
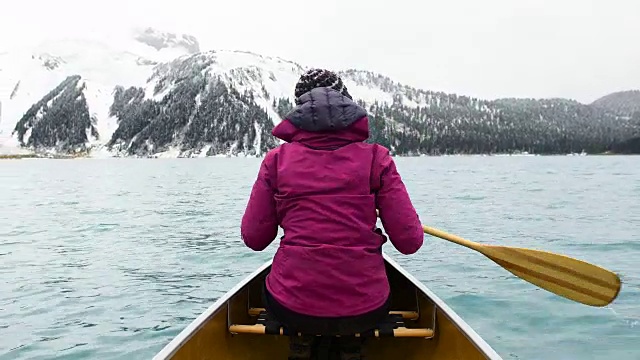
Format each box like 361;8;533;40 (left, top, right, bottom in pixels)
1;28;638;157
132;27;200;54
105;50;470;157
591;91;640;154
591;90;640;116
13;75;98;153
0;32;443;157
0;27;200;156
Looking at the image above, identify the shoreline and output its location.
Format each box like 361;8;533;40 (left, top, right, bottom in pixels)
0;153;87;160
2;151;638;160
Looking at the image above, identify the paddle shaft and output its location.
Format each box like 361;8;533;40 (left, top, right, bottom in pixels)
422;225;481;250
379;210;621;306
418;223;621;307
377;210;483;251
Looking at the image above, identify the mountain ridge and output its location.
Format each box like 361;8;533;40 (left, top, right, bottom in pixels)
591;90;640;116
1;30;639;157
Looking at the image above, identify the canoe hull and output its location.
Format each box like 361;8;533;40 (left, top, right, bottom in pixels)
153;253;503;360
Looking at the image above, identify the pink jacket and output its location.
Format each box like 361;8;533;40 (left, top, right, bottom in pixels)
241;87;423;317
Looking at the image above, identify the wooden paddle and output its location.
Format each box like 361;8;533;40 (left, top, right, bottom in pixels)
375;211;621;306
420;224;622;307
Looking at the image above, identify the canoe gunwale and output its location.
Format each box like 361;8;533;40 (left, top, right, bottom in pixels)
382;253;503;360
153;252;503;360
152;260;273;360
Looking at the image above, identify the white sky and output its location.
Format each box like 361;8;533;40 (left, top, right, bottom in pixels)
1;0;639;103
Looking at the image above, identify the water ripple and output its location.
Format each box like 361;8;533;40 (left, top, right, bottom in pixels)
0;156;639;360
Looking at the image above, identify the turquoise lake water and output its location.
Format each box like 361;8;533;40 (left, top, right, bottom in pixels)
0;155;638;359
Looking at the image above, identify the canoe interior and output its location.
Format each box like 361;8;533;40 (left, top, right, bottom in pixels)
158;258;497;360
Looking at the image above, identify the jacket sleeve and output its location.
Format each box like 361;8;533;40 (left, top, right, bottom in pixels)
241;151;279;251
375;150;423;255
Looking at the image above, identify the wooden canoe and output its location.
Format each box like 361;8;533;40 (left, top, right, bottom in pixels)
153;253;503;360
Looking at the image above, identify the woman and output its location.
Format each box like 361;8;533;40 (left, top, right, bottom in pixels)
241;68;424;359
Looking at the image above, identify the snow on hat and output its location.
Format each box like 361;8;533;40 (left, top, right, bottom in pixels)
294;68;352;100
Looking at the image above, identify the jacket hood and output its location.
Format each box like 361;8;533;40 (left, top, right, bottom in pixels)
271;87;370;149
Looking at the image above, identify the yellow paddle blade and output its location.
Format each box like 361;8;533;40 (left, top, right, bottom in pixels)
422;225;622;307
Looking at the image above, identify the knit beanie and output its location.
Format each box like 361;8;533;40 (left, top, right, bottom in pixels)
294;68;352;100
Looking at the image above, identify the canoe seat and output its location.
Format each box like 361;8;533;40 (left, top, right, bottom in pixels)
229;308;434;338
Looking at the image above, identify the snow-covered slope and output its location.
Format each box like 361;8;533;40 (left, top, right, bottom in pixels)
140;50;438;127
591;90;640;116
0;30;439;157
13;75;98;153
145;50;306;128
1;28;637;157
104;49;460;157
0;27;199;155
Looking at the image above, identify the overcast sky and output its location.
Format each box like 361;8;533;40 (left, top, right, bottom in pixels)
1;0;638;103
